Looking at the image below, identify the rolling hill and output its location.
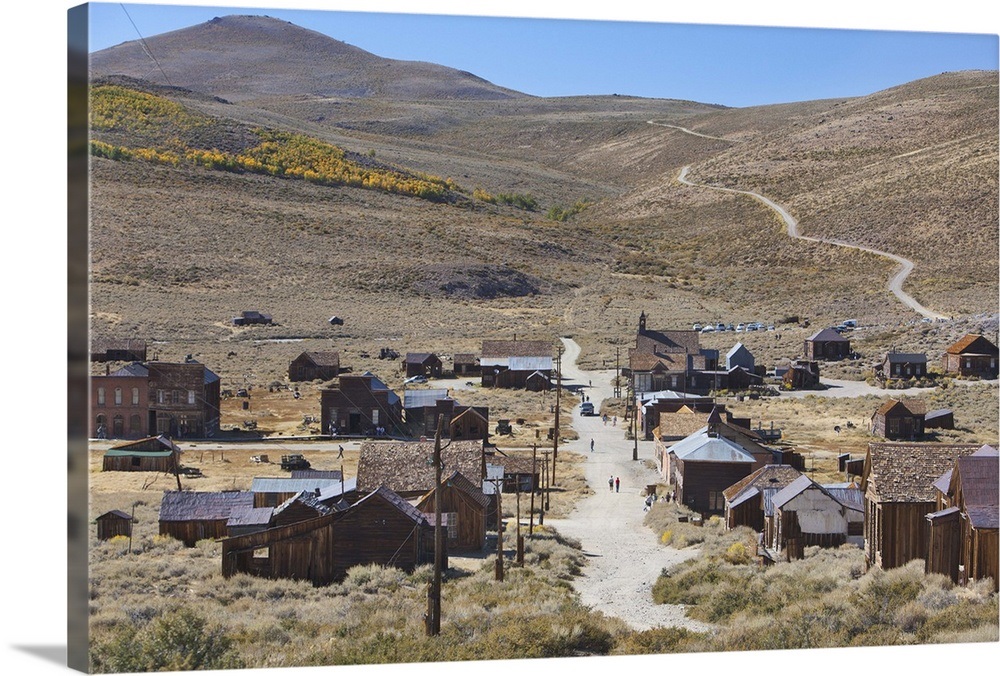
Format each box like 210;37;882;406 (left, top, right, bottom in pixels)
86;15;999;383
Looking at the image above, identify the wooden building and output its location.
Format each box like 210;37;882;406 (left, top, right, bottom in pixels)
804;328;851;361
782;360;821;390
356;439;486;499
924;409;955;430
221;486;439;586
628;312;719;395
403;390;490;441
861;442;980;571
926;446;999;590
250;476;346;508
91;362;149;439
638;390;719;440
942;334;999;378
102;435;180;472
453;353;480;376
320;372;403;437
271;491;336;528
770;475;864;557
232;310;272;326
875;350;928;381
723;464;804;534
91;338;147;363
288;351;340;382
480;339;553;389
225;506;274;538
95;510;134;540
402;353;443;378
158;490;254;546
870;399;927;440
414;471;490;552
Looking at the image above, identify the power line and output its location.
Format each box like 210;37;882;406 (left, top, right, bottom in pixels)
119;3;174;87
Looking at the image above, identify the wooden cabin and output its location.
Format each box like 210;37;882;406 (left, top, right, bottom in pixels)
221;486;440;586
95;510;133;541
875;350;928;381
926;446;999;590
158;490;254;546
724;464;804;533
942;334;999;378
91;338;147;363
924;409;955;430
870;399;926;440
453;353;480;376
783;360;821;390
102;435;180;472
414;471;490;552
288;351;340;382
804;328;851;361
861;442;980;571
771;475;864;557
480;339;553;389
250;477;345;508
402;353;443;378
320;372;403;437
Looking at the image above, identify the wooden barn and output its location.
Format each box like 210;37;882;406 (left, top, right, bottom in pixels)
221;486;439;586
159;490;254;546
861;442;980;571
102;435;180;473
402;353;443;378
870;399;927;440
95;510;134;541
288;351;340;382
453;353;480;376
723;464;804;533
414;471;490;552
926;446;999;590
356;439;486;499
770;475;864;557
942;334;999;378
804;328;851;361
480;339;553;389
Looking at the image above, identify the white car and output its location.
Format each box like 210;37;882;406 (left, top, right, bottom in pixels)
404;375;428;384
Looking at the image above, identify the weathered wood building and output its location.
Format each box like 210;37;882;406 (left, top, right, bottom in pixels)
452;353;480;376
288;351;340;382
724;464;805;534
414;471;490;552
770;475;864;556
221;486;439;585
403;390;490;441
480;339;553;389
926;446;999;590
320;372;403;437
91;338;147;363
861;442;980;571
250;476;346;508
942;334;999;378
158;490;254;546
95;510;134;540
102;435;180;473
628;312;719;395
782;360;821;390
402;353;443;378
356;439;486;499
804;328;851;361
870;399;927;440
875;350;928;381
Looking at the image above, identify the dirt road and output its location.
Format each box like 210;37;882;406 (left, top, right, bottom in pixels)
545;338;713;632
675;165;949;321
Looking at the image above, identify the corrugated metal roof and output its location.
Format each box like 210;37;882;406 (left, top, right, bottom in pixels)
291;469;343;480
227;506;274;527
317;477;358;502
926;506;962;522
727;485;760;509
480;357;509;368
508;356;553;371
404;389;449;409
97;510;133;521
885;352;927;364
159;491;253;521
669;430;756;463
107;435;179;453
807;328;848;342
771;475;817;509
250;477;342;494
824;485;864;511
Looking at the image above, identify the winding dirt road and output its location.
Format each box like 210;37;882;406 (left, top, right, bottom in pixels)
675;166;948;320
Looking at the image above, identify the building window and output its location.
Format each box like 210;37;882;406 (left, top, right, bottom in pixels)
97;387;105;406
188;390;196;405
130;414;142;434
372;409;379;425
114;387;122;405
446;512;458;540
132;387;140;405
172;390;181;404
708;490;725;511
157;389;165;404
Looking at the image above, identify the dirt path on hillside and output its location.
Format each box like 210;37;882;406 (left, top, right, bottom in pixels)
675;165;949;321
647;119;734;142
544;338;714;633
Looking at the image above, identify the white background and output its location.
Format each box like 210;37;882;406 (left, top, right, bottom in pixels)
2;1;997;674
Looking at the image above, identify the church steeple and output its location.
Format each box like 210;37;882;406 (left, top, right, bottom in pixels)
638;311;647;334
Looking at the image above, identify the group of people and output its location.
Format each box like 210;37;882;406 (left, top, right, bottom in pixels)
601;414;617;427
608;475;620;492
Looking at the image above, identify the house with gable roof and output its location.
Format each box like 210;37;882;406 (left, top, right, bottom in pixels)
804;327;851;361
480;339;552;389
288;351;341;382
320;372;403;437
942;334;998;378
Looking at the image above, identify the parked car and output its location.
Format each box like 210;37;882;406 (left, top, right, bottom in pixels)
692;323;703;331
700;325;715;333
716;323;726;331
404;375;428;384
736;323;746;332
580;402;595;416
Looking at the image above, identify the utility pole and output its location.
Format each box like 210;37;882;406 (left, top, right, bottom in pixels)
552;344;562;487
426;417;446;637
539;449;549;524
515;476;524;565
633;397;639;461
494;477;504;581
529;445;537;536
614;346;621;398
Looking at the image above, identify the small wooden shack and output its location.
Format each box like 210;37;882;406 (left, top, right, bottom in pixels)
771;475;863;557
288;351;340;382
95;510;134;541
102;435;180;473
723;464;804;533
453;353;480;376
942;334;999;378
804;328;851;361
414;471;490;552
870;399;926;440
250;477;346;508
158;490;254;546
402;353;443;378
221;486;439;585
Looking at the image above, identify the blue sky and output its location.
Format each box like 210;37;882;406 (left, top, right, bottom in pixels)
82;1;998;108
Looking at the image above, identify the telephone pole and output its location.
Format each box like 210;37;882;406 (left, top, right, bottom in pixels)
493;476;504;581
426;417;446;636
529;445;537;536
614;346;621;398
552;344;562;487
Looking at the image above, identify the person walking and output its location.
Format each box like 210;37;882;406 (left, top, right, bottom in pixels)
590;438;595;452
612;416;617;427
608;475;614;491
615;477;620;493
337;445;344;459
